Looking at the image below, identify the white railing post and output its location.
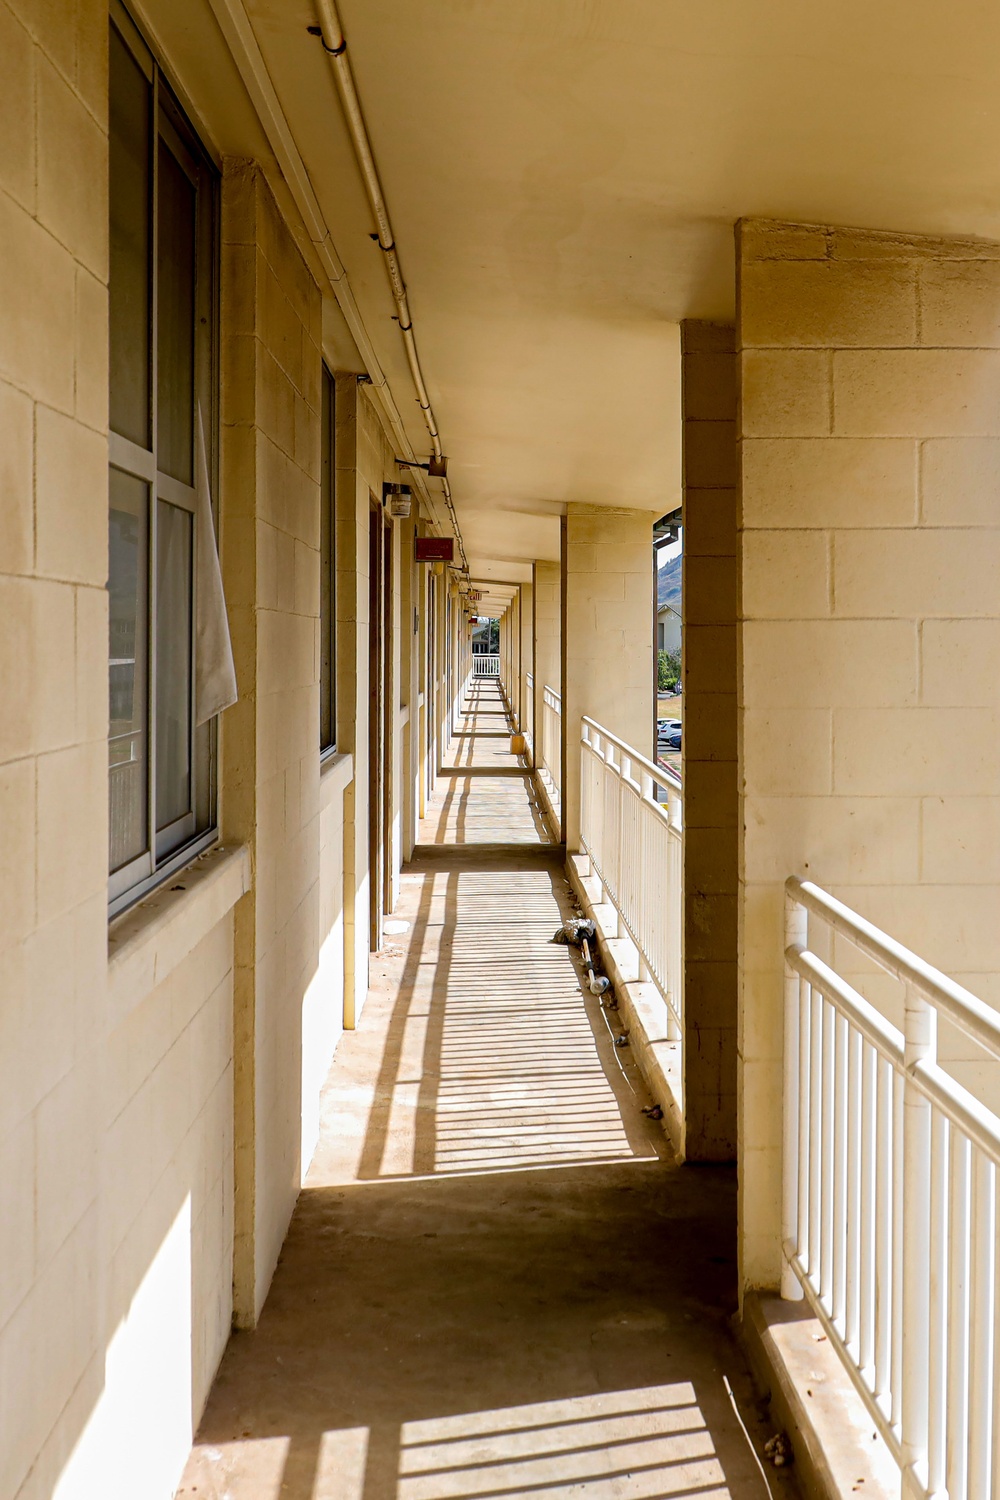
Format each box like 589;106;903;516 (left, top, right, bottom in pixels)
780;874;1000;1493
577;715;683;1040
783;888;808;1301
900;985;936;1497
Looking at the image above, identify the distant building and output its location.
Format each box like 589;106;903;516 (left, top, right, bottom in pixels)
657;552;682;654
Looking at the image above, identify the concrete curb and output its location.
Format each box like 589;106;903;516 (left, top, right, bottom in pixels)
741;1293;898;1500
564;850;686;1159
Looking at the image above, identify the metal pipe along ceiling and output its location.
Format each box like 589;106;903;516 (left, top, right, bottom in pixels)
313;0;469;573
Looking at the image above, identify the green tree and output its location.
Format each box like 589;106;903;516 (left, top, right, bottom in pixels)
657;648;681;693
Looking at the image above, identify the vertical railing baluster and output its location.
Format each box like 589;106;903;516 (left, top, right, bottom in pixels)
846;1025;862;1356
783;891;807;1299
891;1067;905;1438
833;1011;849;1332
859;1041;876;1383
797;975;812;1274
809;985;823;1289
947;1132;971;1500
927;1109;949;1499
900;987;935;1496
821;998;836;1310
968;1151;995;1500
875;1054;893;1411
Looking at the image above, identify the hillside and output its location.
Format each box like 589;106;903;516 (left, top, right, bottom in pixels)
657;551;682;614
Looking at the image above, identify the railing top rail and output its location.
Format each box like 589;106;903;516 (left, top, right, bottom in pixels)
787;945;903;1063
787;875;1000;1062
581;715;682;796
542;683;562;709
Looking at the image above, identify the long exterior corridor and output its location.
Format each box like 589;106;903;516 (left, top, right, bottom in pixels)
176;685;789;1500
422;680;552;847
13;5;1000;1495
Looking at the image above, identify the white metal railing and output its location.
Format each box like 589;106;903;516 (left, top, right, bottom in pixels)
472;653;500;677
580;718;683;1039
783;876;1000;1500
540;683;562;806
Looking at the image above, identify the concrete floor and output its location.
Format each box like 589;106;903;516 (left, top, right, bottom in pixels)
176;682;794;1500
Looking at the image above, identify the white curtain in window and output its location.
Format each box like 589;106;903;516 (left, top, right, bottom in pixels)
194;407;238;725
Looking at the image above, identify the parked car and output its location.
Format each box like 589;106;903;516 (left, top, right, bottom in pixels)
660;729;681;751
657;718;681;743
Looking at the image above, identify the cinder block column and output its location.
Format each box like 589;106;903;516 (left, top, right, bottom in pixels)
334;376;370;1030
510;591;521;725
221;162;322;1327
738;217;1000;1293
533;562;561;691
533;560;561;813
681;322;738;1161
563;504;657;850
520;580;534;762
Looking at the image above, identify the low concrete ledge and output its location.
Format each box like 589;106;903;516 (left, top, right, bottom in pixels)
108;843;251;1023
532;769;562;844
566;851;685;1157
320;749;354;811
742;1293;898;1500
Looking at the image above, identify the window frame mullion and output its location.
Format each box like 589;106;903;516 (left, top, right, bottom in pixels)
108;5;220;918
146;63;159;875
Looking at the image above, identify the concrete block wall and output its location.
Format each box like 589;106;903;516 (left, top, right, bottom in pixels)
681;321;738;1161
533;558;562;832
737;217;1000;1290
303;753;352;1176
0;11;250;1498
520;580;534;761
534;560;561;699
221;160;323;1327
333;374;369;1027
0;1;108;1492
0;6;447;1496
398;518;418;864
563;503;658;849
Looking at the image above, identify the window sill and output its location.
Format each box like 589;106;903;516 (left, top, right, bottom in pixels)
107;842;251;1025
320;750;354;812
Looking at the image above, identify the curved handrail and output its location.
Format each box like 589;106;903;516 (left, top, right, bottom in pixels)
787;875;1000;1062
582;715;682;796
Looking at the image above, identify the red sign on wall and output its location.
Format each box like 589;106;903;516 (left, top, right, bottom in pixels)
415;537;454;562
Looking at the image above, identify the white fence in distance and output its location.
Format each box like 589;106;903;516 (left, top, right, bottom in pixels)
579;717;683;1040
783;876;1000;1500
472;652;500;677
540;682;562;809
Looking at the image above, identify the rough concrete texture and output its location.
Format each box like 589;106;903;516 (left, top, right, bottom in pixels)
422;679;552;845
737;217;1000;1290
743;1296;896;1500
177;683;796;1499
680;321;738;1163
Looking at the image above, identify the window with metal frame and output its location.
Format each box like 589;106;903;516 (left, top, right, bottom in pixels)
320;366;337;754
108;2;218;915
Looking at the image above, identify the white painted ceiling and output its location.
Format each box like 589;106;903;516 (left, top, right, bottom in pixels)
146;0;1000;581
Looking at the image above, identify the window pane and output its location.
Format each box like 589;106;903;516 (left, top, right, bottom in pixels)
157;139;196;485
155;499;193;831
109;469;149;872
109;26;151;448
320;367;335;749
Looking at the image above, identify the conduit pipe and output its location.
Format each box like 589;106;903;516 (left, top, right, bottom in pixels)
313;0;468;573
